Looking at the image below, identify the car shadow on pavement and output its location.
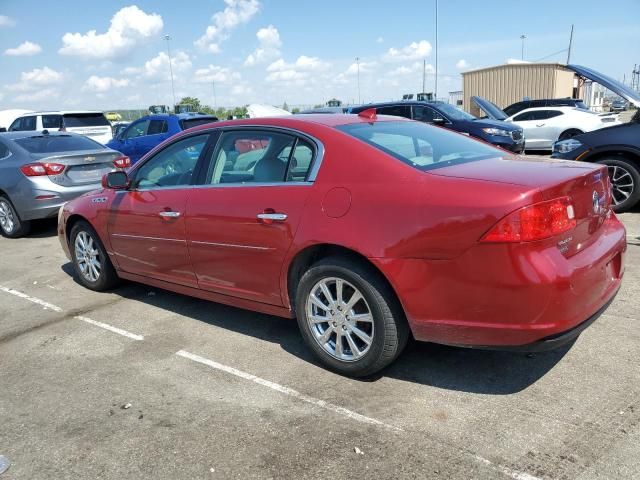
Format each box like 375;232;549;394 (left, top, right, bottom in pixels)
61;263;572;395
26;219;58;238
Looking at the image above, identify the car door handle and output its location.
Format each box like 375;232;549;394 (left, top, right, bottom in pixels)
159;211;181;218
536;123;545;127
257;213;287;222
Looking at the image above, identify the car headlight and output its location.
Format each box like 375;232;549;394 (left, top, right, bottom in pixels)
553;139;583;154
482;127;511;137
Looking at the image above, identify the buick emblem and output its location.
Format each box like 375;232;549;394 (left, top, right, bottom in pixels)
592;191;600;214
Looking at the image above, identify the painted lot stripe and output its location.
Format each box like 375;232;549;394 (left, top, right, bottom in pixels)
176;349;403;432
0;285;143;341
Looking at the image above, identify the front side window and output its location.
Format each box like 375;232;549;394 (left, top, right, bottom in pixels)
132;134;208;190
122;119;150;139
206;130;314;184
413;106;437;123
513;111;535;121
10;116;36;131
338;121;501;171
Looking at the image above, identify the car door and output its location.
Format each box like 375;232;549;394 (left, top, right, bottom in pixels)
137;119;170;159
534;110;564;147
107;133;212;287
117;118;151;163
185;128;317;306
510;111;543;148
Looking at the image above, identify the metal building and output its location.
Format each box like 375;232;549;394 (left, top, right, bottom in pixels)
462;63;577;116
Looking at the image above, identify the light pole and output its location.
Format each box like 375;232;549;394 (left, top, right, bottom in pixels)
212;80;217;111
356;57;361;104
520;34;526;61
434;0;438;100
164;34;177;110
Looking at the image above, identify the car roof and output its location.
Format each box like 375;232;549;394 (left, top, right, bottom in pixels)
517;106;581;112
19;110;105;115
352;101;446;109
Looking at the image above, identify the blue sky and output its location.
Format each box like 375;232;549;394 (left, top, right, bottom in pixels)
0;0;639;110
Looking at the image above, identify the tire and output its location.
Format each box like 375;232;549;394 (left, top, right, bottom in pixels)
294;256;409;377
70;221;120;291
0;195;31;238
595;157;640;212
558;129;583;141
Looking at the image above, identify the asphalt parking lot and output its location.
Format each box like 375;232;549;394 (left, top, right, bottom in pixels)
0;209;638;480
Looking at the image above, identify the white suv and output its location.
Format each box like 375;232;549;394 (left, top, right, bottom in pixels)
8;111;113;145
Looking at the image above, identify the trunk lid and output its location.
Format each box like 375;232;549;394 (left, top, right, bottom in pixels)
430;157;611;256
32;150;119;186
471;96;508;120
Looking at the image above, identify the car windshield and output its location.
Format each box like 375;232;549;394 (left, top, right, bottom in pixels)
337;121;502;171
15;135;104;153
63;113;110;127
434;103;476;121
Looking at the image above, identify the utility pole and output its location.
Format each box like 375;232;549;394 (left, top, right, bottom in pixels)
566;25;574;64
520;34;526;60
356;57;361;104
164;35;177;110
422;58;426;94
434;0;438;100
212;80;217;111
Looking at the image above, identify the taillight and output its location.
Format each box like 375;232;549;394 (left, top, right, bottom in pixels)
481;196;576;242
113;156;131;169
20;162;65;177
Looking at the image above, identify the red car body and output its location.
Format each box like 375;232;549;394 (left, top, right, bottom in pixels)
58;114;626;350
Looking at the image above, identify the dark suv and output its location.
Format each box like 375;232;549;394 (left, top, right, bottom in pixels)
349;101;524;153
503;98;587;117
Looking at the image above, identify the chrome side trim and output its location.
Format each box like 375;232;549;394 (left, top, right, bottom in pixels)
111;233;185;243
190;240;272;251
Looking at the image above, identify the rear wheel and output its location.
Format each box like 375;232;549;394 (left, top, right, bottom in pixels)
595;157;640;212
558;129;583;141
0;196;31;238
70;221;120;291
295;256;409;377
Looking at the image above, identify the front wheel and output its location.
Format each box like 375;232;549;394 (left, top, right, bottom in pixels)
70;221;120;291
596;157;640;212
295;256;409;377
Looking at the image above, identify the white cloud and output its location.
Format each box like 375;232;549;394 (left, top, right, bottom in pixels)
376;37;384;44
59;5;163;59
123;51;192;80
194;64;241;84
4;41;42;56
83;75;130;92
0;15;15;27
6;67;64;92
265;56;330;85
384;40;432;61
344;61;377;76
195;0;260;53
455;59;469;69
231;84;253;96
244;25;281;66
15;88;60;102
388;61;433;77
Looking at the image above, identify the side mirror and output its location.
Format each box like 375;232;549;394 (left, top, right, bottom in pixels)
432;117;446;125
102;171;129;190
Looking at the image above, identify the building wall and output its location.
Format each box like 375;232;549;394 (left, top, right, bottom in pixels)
462;63;576;116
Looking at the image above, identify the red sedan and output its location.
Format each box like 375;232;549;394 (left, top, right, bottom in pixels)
58;112;626;376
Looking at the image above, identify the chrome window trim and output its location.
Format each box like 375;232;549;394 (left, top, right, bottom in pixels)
111;233;185;243
190;240;272;251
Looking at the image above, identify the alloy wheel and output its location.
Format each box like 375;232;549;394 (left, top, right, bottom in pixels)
305;277;374;362
607;165;635;206
0;200;15;234
74;231;102;282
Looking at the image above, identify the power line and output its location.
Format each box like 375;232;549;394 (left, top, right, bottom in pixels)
533;48;569;63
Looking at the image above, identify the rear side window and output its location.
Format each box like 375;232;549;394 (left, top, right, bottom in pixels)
180;117;218;130
0;142;10;159
42;115;63;129
147;120;168;135
14;135;104;154
337;121;501;171
63;113;110;127
376;105;411;119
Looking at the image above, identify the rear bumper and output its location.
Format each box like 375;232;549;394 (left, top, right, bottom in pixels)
371;215;626;349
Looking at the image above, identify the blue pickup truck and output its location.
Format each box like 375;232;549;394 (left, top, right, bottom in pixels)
107;113;218;164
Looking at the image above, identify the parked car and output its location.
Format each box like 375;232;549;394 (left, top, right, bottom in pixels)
0;131;128;238
8;111;113;145
105;112;122;122
473;97;620;150
349;101;525;153
609;99;628;112
58;113;625;377
503;98;587;117
552;114;640;212
0;109;34;132
107;113;218;164
298;107;350;114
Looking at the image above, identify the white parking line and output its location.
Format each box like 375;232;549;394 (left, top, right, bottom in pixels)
175;349;403;432
0;285;143;341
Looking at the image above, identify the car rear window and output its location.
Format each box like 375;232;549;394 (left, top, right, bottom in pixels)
63;113;110;127
15;135;104;154
180;117;218;130
337;121;502;171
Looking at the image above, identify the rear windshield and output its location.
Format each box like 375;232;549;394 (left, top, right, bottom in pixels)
337;121;503;171
180;117;218;130
15;135;104;154
63;113;110;128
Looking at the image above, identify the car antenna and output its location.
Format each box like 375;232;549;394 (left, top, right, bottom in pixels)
357;108;377;120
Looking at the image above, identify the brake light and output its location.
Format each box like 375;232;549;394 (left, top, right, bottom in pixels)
20;162;65;177
481;196;576;242
113;156;131;169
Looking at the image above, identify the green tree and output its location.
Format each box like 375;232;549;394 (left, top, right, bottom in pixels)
291;107;300;114
178;96;203;111
282;101;289;112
